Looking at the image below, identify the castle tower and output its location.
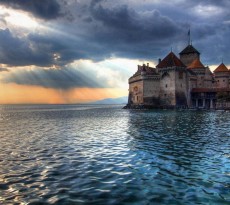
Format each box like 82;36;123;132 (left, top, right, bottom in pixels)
128;64;160;106
179;45;200;67
187;58;212;88
156;52;188;107
214;63;230;88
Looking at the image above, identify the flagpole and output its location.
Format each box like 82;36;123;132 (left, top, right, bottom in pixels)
188;27;191;45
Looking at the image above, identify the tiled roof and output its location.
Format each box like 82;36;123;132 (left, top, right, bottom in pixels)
192;88;230;93
213;63;229;73
156;52;185;68
187;58;205;69
179;45;200;55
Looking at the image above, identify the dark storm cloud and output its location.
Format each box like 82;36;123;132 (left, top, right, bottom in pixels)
0;3;185;67
86;3;186;60
27;31;112;64
0;29;55;66
0;0;230;68
87;1;230;64
193;26;230;65
90;0;104;8
183;0;230;7
0;27;111;67
90;4;180;41
3;67;107;89
0;0;61;19
72;1;229;62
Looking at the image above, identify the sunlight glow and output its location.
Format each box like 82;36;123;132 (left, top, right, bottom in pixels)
0;83;128;104
4;9;38;29
68;58;153;89
193;5;223;18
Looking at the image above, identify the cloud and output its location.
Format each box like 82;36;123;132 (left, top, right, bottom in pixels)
90;4;181;42
0;0;62;20
183;0;230;7
84;3;187;60
0;26;113;67
0;67;8;72
0;12;8;25
2;58;136;90
0;0;230;69
86;1;230;63
0;29;55;66
3;67;104;89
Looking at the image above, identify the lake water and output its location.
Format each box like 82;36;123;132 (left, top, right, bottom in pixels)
0;104;229;204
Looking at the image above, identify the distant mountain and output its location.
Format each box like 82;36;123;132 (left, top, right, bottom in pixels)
89;96;128;104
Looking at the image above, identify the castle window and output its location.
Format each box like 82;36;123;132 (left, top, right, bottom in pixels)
179;71;183;79
162;72;170;79
165;84;168;88
223;80;225;82
137;96;138;101
134;86;138;92
181;84;182;88
164;94;167;97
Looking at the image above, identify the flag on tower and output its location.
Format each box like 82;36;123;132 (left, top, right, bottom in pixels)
188;28;191;45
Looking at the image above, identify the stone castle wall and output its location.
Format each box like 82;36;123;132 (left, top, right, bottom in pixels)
174;70;188;106
159;70;176;106
215;72;229;88
187;77;197;106
129;78;143;104
143;78;160;105
204;68;214;88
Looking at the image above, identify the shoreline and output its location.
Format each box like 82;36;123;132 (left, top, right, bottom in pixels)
123;104;230;111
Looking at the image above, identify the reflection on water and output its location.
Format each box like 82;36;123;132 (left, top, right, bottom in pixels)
0;105;229;204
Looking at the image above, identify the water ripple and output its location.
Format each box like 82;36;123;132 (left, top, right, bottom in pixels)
0;105;229;204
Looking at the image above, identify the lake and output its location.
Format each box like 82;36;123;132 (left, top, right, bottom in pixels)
0;105;229;204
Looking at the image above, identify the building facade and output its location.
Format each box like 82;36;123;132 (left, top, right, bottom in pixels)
127;44;230;109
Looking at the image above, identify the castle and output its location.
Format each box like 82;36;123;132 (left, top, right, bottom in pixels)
127;43;230;109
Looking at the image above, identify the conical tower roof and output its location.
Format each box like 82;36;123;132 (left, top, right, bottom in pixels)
214;63;229;73
179;45;200;55
157;52;185;68
187;58;205;69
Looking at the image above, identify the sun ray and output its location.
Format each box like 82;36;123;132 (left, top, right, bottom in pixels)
0;6;38;29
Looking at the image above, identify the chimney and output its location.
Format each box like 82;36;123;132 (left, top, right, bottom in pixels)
158;58;161;64
142;64;146;72
147;63;149;68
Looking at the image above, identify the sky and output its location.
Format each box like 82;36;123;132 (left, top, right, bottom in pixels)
0;0;230;104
